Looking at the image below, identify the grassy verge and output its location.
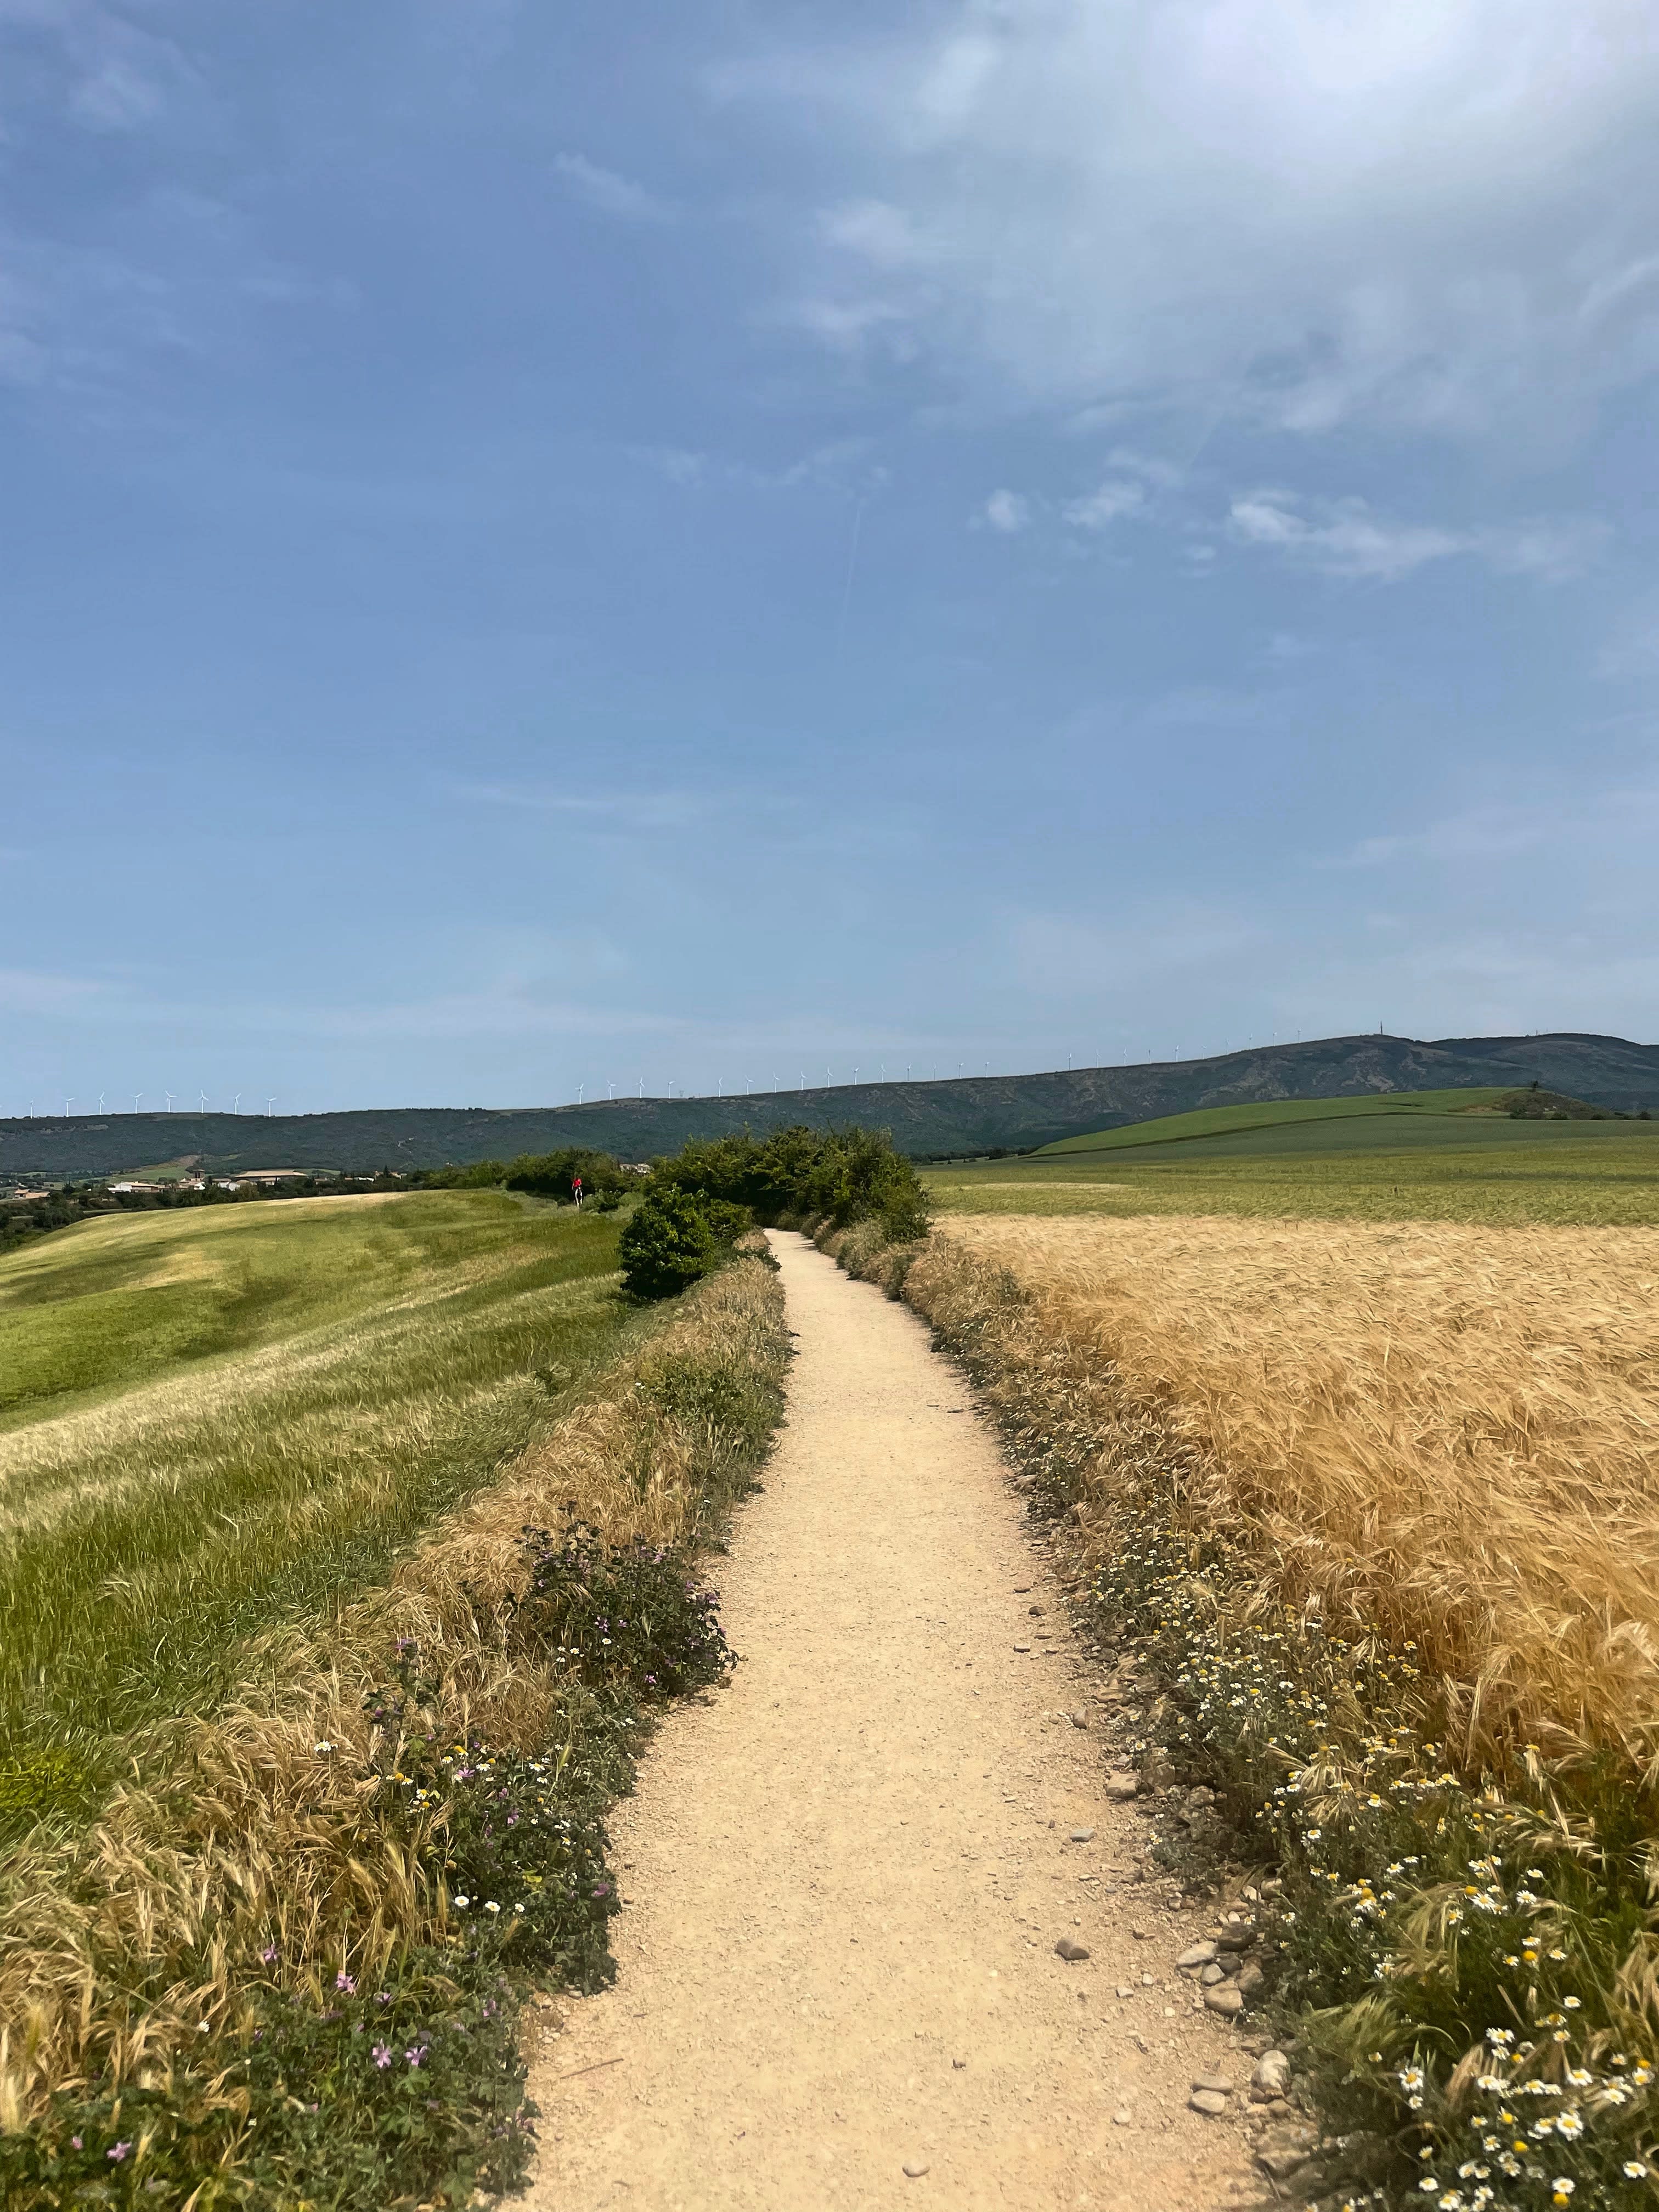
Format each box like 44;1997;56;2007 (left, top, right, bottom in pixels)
822;1218;1659;2212
0;1195;631;1812
0;1249;788;2209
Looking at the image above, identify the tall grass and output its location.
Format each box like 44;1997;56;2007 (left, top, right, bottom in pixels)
0;1195;630;1808
853;1218;1659;2208
0;1254;787;2203
924;1215;1659;1779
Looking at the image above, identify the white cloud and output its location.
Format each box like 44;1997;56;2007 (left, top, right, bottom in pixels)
981;488;1030;533
1063;478;1146;531
733;1;1659;444
1229;492;1606;582
554;152;671;222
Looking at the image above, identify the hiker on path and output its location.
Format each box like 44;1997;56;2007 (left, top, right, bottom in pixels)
572;1172;584;1208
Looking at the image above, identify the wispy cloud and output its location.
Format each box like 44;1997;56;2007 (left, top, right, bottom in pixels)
738;1;1659;448
980;488;1030;533
554;151;672;222
1229;492;1606;583
1063;477;1146;531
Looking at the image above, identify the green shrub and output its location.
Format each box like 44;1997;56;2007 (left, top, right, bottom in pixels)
617;1186;720;1300
647;1125;929;1240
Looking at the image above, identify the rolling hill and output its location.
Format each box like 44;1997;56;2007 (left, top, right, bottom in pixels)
3;1031;1658;1181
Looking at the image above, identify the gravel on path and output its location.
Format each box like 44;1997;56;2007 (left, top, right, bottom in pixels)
524;1232;1256;2211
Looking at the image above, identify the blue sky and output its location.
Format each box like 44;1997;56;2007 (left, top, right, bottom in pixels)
3;0;1657;1114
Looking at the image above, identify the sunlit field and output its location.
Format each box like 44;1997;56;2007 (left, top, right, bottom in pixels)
0;1193;632;1803
926;1124;1659;1227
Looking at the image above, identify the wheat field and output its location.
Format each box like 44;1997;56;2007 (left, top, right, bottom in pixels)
917;1215;1659;1780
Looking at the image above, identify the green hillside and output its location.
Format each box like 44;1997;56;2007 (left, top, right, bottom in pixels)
1037;1086;1515;1156
4;1033;1659;1181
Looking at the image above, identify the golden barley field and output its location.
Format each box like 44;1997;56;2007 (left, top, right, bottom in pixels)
918;1214;1659;1780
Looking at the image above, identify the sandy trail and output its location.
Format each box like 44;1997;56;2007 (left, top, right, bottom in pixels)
525;1234;1252;2211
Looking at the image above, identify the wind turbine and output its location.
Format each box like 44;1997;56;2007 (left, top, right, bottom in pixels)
164;1090;175;1112
607;1081;614;1099
64;1097;74;1115
98;1092;105;1111
133;1093;143;1112
199;1090;208;1111
266;1097;276;1117
578;1083;585;1103
234;1093;241;1113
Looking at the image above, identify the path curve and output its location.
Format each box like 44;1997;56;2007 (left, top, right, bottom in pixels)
524;1233;1251;2210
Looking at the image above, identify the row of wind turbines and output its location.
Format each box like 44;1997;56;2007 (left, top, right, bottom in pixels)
21;1095;282;1119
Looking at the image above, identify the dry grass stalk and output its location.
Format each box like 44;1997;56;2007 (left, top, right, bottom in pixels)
904;1217;1659;1783
0;1256;786;2131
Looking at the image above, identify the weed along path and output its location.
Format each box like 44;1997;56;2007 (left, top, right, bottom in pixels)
526;1234;1254;2211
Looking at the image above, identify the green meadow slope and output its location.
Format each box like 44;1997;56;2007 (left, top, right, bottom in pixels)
0;1192;631;1810
930;1110;1659;1227
1035;1085;1517;1155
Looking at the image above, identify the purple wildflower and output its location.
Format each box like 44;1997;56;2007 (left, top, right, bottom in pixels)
259;1943;279;1965
336;1971;357;1994
405;2046;426;2067
69;2137;82;2152
108;2142;131;2163
372;2043;393;2069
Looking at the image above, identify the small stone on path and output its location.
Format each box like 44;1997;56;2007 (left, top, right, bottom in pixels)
1251;2049;1292;2098
1112;2109;1133;2128
1177;1941;1218;1970
1188;2089;1228;2117
1205;1984;1245;2016
1069;1827;1094;1842
1013;1643;1032;1653
1104;1773;1139;1801
902;2161;930;2178
1192;2075;1233;2094
1199;1962;1225;1985
1054;1938;1091;1961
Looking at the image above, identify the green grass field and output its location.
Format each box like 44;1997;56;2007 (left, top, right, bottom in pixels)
0;1193;633;1813
928;1122;1659;1226
1034;1085;1515;1154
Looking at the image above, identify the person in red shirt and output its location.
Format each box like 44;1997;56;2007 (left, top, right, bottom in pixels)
571;1172;584;1208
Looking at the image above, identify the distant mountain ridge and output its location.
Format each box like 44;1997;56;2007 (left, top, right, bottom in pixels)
3;1031;1656;1182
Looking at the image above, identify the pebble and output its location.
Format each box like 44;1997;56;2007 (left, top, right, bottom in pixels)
1054;1938;1091;1962
1192;2075;1234;2094
1013;1643;1032;1653
1176;1941;1218;1970
1188;2089;1228;2118
902;2161;931;2179
1236;1960;1267;2001
1112;2109;1133;2128
1251;2050;1292;2099
952;2058;966;2070
1115;1984;1133;1999
1139;1972;1154;1987
1204;1984;1245;2017
1199;1962;1226;1986
1069;1827;1095;1842
1104;1773;1139;1801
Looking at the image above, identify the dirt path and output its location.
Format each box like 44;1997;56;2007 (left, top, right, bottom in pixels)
525;1234;1256;2211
